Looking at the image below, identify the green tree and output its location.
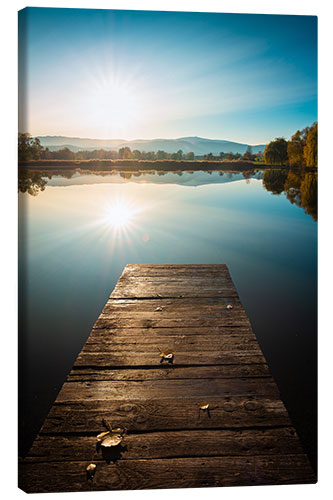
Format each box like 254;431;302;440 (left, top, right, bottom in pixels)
145;151;156;160
243;145;254;160
185;152;195;160
118;146;132;159
304;122;318;168
40;146;52;160
53;147;75;160
156;150;167;160
176;149;183;160
204;152;213;161
132;149;142;160
287;127;309;167
264;138;288;165
18;133;43;161
30;137;43;159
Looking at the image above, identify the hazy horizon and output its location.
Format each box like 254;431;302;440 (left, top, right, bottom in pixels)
19;8;317;144
34;133;267;145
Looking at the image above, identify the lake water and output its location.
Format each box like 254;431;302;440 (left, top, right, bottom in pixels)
18;169;317;470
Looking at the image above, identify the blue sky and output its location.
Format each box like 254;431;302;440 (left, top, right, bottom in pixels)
18;8;317;144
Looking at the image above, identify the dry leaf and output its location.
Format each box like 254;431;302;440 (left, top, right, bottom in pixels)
158;348;174;364
100;433;123;448
155;307;163;312
86;464;96;478
160;349;174;359
226;304;233;310
96;431;110;442
97;426;125;447
199;402;210;411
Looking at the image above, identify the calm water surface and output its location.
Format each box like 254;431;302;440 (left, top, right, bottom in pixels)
18;170;317;469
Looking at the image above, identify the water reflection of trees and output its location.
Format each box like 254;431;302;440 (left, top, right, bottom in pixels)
18;168;80;196
18;170;48;196
19;167;317;221
262;169;317;221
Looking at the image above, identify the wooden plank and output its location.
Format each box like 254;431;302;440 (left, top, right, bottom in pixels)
24;427;304;463
101;309;244;319
68;364;270;382
82;338;260;352
106;295;239;303
89;325;255;337
40;396;292;434
120;265;232;277
74;350;266;368
110;290;240;299
85;332;257;345
54;378;280;403
110;268;241;298
121;264;230;273
114;282;237;289
103;300;241;313
19;455;315;493
19;264;315;492
94;315;251;329
86;332;257;348
116;274;236;282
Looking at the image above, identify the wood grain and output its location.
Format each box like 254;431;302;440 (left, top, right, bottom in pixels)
19;264;315;492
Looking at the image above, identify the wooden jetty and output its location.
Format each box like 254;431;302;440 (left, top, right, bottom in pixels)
19;264;316;492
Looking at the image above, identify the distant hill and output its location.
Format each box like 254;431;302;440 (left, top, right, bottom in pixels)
37;135;266;155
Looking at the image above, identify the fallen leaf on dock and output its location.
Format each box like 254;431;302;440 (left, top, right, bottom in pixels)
155;307;163;312
100;433;123;448
226;304;233;310
199;402;210;411
159;348;174;363
96;431;110;442
160;349;173;358
97;425;125;448
86;464;96;478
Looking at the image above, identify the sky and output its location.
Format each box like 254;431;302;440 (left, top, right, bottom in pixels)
18;8;317;144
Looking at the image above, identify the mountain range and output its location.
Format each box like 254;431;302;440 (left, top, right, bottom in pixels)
36;136;266;155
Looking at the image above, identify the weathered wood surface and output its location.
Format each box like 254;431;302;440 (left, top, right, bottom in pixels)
19;264;316;492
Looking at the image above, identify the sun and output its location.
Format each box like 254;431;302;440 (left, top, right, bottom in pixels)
97;82;138;129
87;70;145;135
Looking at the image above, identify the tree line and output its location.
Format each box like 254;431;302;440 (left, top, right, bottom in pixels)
202;147;263;162
18;135;198;162
18;123;317;167
18;135;263;163
264;122;317;167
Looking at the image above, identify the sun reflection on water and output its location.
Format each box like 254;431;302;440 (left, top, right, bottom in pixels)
106;201;136;228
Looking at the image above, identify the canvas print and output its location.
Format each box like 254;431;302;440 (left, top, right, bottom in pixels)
18;7;318;492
